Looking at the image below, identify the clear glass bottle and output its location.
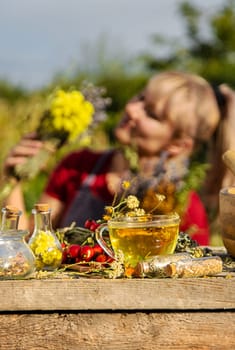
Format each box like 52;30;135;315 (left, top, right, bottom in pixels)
0;205;35;279
29;203;62;271
133;253;192;277
163;256;223;278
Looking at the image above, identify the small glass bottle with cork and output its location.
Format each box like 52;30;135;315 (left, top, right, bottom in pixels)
28;203;62;271
134;253;223;278
0;205;35;279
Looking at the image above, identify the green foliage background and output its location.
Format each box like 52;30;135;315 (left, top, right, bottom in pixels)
0;0;235;242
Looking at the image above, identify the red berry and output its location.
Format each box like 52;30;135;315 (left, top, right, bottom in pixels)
67;244;81;259
93;244;103;257
80;245;94;262
95;253;108;262
84;219;93;229
89;220;99;232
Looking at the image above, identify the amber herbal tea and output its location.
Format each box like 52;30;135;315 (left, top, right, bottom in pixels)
96;214;180;268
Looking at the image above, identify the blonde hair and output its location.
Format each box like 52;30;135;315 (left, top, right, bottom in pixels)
145;71;220;141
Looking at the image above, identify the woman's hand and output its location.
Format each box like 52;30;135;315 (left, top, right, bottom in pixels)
3;132;44;179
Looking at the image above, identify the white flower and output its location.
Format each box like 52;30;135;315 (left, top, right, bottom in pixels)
126;195;140;209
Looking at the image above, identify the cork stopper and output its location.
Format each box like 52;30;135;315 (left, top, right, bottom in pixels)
5;205;19;214
4;205;21;218
164;263;177;277
133;261;149;277
34;203;50;212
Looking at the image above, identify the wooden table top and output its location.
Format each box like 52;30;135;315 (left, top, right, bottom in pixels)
0;270;234;312
0;246;234;312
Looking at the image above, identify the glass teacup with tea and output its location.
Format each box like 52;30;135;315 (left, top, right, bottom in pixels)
96;213;180;268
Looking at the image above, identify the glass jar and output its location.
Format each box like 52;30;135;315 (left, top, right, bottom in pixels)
0;205;35;279
29;203;62;271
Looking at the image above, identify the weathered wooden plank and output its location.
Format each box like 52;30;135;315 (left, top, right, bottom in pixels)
0;311;234;350
0;276;235;311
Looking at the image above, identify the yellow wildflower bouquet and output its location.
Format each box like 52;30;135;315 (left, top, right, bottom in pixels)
37;89;94;145
12;84;110;180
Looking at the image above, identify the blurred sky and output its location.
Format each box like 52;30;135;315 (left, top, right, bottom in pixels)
0;0;226;90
